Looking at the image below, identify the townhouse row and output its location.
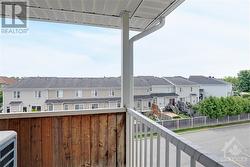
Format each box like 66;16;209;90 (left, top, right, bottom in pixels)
2;76;232;113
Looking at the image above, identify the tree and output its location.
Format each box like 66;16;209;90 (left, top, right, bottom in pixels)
224;76;239;92
238;70;250;92
0;90;2;107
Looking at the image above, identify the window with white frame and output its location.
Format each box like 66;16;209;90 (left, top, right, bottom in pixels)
35;91;41;98
75;90;83;97
64;104;69;110
110;89;115;96
91;89;98;97
91;103;98;109
56;90;63;98
75;104;84;110
191;87;193;92
13;91;20;98
117;102;121;108
48;104;53;111
179;88;182;92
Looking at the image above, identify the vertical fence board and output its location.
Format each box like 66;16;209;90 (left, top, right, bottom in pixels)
62;116;72;167
19;118;30;167
91;115;100;166
30;118;42;167
52;117;62;167
9;119;20;167
99;114;108;166
107;114;117;167
41;117;53;167
0;119;9;130
81;115;91;167
117;113;126;167
71;116;82;167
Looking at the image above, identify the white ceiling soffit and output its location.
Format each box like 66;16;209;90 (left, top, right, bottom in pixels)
0;0;185;31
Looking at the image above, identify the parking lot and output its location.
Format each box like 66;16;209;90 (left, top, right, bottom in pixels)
181;123;250;167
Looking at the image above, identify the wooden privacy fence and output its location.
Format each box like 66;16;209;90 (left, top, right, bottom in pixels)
0;109;126;167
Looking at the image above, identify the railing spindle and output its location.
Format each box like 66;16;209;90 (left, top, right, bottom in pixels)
150;128;154;167
165;138;169;167
176;144;181;167
190;156;196;167
144;125;148;167
135;119;138;167
140;122;143;167
157;134;161;167
131;117;135;167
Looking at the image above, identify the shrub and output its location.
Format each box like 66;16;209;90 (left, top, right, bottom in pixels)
193;96;250;118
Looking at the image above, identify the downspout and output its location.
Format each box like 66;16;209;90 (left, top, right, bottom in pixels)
130;17;165;43
128;17;165;108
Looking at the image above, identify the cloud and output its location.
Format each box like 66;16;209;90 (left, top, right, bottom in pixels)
0;43;121;77
0;0;249;78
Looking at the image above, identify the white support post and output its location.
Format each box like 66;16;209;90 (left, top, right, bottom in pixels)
122;11;133;167
121;11;133;109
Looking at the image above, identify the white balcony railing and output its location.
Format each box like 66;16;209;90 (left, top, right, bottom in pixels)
126;108;235;167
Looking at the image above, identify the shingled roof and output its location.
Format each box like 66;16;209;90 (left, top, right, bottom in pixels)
0;76;16;85
188;76;229;85
4;76;171;89
164;76;198;86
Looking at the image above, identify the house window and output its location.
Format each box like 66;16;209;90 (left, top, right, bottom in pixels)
56;90;63;98
179;88;182;92
153;98;157;104
23;107;27;112
75;104;84;110
92;90;98;97
35;91;41;98
32;106;41;112
191;87;193;92
7;107;10;113
91;103;98;109
13;91;20;98
110;89;115;96
64;104;69;110
117;102;121;108
75;90;82;97
148;101;151;108
180;98;185;102
137;101;141;108
48;104;53;111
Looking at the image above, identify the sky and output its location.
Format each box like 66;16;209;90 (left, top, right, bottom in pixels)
0;0;249;78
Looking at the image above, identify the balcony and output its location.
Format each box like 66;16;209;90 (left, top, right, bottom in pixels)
0;1;236;166
0;108;234;167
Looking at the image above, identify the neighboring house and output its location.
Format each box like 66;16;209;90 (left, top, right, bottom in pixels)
0;76;16;112
164;76;200;105
2;76;178;113
0;76;16;87
189;76;233;100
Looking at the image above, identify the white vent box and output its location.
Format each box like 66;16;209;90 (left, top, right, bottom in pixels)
0;131;17;167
